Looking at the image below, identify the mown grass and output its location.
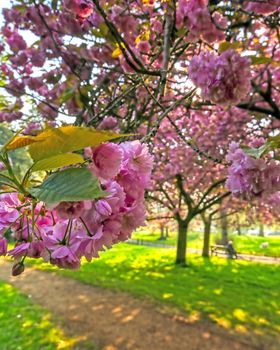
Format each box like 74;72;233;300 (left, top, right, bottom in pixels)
0;280;75;350
28;243;280;341
132;230;280;257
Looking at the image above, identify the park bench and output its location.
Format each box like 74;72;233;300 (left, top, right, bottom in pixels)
210;244;238;259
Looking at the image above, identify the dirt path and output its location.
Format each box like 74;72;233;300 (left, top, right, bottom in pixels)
0;260;275;350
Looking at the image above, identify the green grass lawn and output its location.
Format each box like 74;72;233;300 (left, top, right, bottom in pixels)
132;229;280;257
0;280;75;350
28;243;280;342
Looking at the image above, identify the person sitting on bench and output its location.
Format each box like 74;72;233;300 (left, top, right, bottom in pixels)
226;240;238;259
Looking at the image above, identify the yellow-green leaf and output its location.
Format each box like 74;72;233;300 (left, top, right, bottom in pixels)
112;47;122;58
5;135;41;151
250;56;273;65
31;153;84;172
29;126;130;161
218;42;242;53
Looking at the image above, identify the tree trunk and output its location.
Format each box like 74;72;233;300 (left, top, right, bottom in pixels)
259;223;264;237
236;215;242;235
220;208;228;245
159;225;165;240
202;217;211;257
175;219;189;265
165;227;169;238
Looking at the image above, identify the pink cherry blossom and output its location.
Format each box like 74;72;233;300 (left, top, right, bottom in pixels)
51;246;81;269
8;242;30;259
226;142;280;199
64;0;94;19
120;141;154;176
7;32;27;52
177;0;226;43
54;201;87;219
97;117;118;130
90;142;123;179
189;50;251;105
244;0;280;14
0;193;21;234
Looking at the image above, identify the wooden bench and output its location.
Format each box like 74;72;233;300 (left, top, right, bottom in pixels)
211;244;238;259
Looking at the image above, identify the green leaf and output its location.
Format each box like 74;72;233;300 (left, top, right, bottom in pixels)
59;87;75;104
268;134;280;147
242;144;270;159
242;134;280;160
0;174;16;188
29;168;106;204
250;56;274;65
99;23;109;36
31;153;84;172
51;0;58;10
13;5;27;15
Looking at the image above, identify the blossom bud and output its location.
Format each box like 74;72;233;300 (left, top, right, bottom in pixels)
0;237;7;256
12;262;25;276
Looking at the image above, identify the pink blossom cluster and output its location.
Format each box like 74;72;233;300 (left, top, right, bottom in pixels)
177;0;226;43
226;142;280;199
0;141;153;274
0;99;23;123
189;50;251;105
244;0;280;15
64;0;94;20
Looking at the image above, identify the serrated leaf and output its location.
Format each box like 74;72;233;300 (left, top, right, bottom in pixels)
29;126;130;162
5;135;41;151
29;168;105;204
31;153;84;172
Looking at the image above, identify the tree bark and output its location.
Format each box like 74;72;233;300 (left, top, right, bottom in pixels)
175;219;189;265
159;224;165;240
202;217;211;257
220;208;228;245
165;226;169;238
236;216;242;236
259;223;264;237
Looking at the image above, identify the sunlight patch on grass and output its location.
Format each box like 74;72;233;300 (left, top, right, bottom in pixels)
162;293;173;299
233;309;247;322
0;281;76;350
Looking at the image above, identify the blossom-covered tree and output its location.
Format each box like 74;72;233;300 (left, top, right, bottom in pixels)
0;0;279;270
